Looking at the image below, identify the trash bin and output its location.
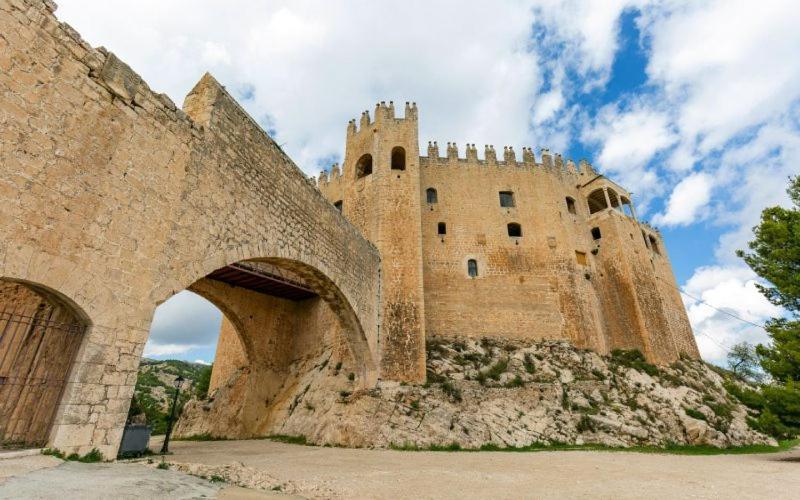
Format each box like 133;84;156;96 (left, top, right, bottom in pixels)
117;423;151;458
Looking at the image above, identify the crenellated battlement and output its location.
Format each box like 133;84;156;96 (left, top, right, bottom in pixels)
419;141;595;176
347;100;418;136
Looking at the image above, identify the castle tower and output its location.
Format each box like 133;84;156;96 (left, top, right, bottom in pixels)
333;101;426;382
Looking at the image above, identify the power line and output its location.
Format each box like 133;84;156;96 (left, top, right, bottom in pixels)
657;276;768;331
694;330;732;353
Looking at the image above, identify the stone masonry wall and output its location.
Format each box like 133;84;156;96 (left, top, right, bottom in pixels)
0;0;381;456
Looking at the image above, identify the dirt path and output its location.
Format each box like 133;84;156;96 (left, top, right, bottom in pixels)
1;441;798;499
164;439;800;499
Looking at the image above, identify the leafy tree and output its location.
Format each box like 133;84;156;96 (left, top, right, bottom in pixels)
737;175;800;437
726;342;763;383
195;364;213;399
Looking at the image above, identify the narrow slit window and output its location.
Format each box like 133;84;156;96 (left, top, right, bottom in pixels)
333;200;343;212
649;235;661;255
566;197;576;214
467;259;478;277
591;227;601;240
507;222;522;237
437;222;446;235
499;191;515;208
426;187;438;204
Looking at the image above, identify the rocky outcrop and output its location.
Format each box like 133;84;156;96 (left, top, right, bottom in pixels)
176;338;774;449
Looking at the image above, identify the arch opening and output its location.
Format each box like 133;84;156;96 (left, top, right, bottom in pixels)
587;188;608;214
355;154;373;178
391;146;406;170
134;257;373;442
0;278;88;449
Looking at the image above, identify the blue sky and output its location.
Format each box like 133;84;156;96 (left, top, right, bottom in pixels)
56;0;800;366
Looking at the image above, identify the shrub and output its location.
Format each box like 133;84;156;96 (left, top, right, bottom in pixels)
523;354;536;374
426;369;447;385
504;375;524;388
685;408;707;421
487;358;508;381
441;381;462;402
591;368;605;380
577;415;595;433
269;434;308;445
157;462;170;470
724;381;765;410
610;349;659;376
347;372;355;381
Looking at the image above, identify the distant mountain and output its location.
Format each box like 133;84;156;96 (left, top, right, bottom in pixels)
128;359;212;434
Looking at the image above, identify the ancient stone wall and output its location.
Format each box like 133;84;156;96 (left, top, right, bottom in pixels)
0;0;380;456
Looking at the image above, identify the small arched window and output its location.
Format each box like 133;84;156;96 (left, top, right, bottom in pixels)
507;223;522;237
426;187;438;204
566;197;576;215
437;222;447;235
333;200;343;212
391;146;406;170
591;227;601;240
356;154;373;178
467;259;478;278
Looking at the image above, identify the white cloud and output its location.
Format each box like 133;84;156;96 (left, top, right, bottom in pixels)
145;290;222;357
653;172;713;227
682;265;780;365
581;103;676;203
144;343;199;357
194;359;211;366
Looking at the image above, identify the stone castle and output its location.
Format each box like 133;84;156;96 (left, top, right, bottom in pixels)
0;0;698;456
307;101;699;382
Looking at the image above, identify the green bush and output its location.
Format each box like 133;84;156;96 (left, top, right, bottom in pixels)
504;375;525;388
195;364;213;399
684;408;707;421
441;381;462;402
610;349;659;376
486;358;508;381
577;415;595;433
523;353;536;374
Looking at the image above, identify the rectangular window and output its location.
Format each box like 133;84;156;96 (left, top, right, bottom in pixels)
575;251;587;266
437;222;447;235
499;191;515;208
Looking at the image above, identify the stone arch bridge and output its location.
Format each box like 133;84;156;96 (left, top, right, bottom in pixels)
0;0;383;457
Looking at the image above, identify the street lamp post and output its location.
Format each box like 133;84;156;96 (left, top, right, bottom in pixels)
160;375;185;454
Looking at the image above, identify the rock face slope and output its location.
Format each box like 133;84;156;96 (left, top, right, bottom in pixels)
176;338;772;449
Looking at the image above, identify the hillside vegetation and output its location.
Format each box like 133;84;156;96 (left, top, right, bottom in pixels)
128;359;211;434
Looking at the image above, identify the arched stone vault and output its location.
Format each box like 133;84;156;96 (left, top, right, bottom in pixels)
0;0;382;456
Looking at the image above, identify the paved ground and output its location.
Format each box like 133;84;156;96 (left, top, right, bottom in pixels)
1;439;798;499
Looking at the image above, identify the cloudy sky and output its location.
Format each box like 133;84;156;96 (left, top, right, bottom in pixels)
56;0;799;366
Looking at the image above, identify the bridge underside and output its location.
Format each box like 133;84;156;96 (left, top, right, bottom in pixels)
207;262;317;301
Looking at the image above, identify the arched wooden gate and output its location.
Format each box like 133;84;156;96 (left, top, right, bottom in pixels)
0;295;87;448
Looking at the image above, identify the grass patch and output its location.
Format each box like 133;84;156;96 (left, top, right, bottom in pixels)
504;375;525;388
685;407;707;421
268;434;308;446
175;433;228;441
486;358;508;381
42;448;103;462
610;349;659;377
157;461;170;470
441;381;463;402
388;439;799;455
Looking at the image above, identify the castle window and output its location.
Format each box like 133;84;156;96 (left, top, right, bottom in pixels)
333;200;343;212
391;146;406;170
575;251;588;266
649;234;661;255
621;196;634;218
356;154;373;178
467;259;478;277
607;189;621;211
587;189;607;214
507;222;522;237
426;187;438;204
566;197;576;215
438;222;446;235
591;227;601;240
499;191;515;208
